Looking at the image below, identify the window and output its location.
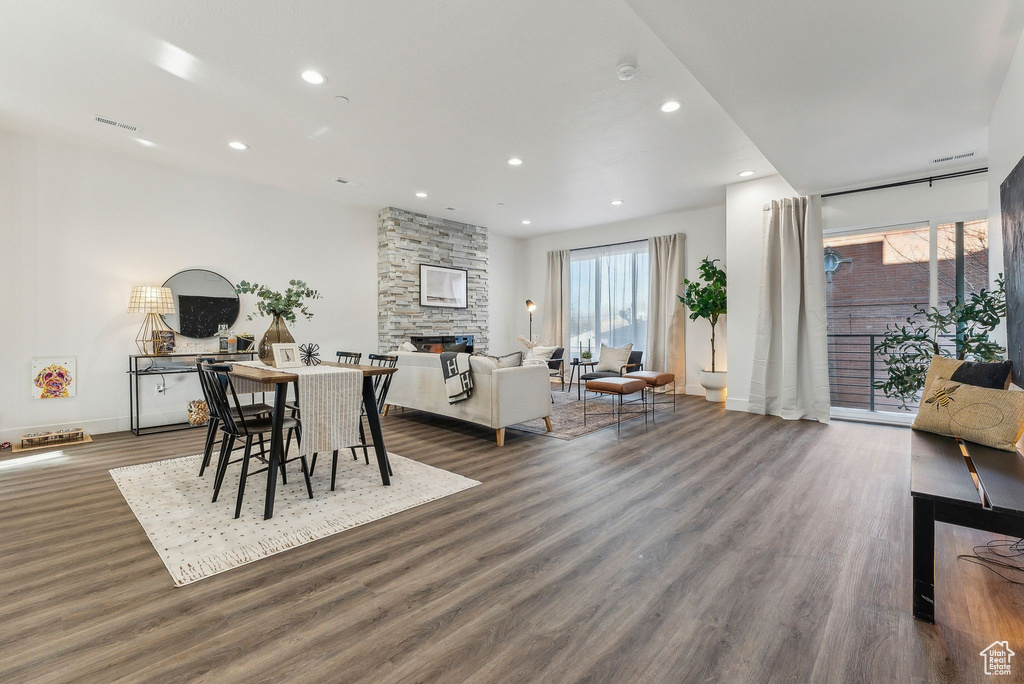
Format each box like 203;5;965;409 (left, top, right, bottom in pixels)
824;218;989;414
569;241;649;357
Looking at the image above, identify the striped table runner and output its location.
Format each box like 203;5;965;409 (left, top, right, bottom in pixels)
230;361;361;458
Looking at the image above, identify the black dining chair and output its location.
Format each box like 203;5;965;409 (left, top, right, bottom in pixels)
336;351;362;364
312;353;398;491
202;363;313;518
196;358;272;478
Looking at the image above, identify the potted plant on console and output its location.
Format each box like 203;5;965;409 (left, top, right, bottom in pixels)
235;279;321;364
680;257;727;402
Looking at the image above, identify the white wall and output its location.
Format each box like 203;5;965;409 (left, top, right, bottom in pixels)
0;130;380;442
520;205;726;394
487;232;527;356
822;173;988;233
724;175;797;412
989;28;1024;288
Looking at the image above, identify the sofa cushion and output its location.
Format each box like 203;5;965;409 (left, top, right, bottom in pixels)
595;343;632;373
474;351;523;368
528;345;558;362
912;379;1024;451
469;355;498;374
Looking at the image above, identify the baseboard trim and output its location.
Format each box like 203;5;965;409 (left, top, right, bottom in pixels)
724;397;750;413
0;410;191;444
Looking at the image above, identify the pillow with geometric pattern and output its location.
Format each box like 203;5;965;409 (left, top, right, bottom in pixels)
912;378;1024;451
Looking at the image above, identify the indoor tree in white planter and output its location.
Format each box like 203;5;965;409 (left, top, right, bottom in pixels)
679;257;727;402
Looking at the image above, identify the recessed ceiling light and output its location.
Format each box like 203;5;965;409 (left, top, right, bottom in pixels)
737;170;755;177
507;157;523;166
610;199;624;206
335;95;349;104
228;141;249;150
333;177;351;184
134;138;155;147
415;192;428;198
301;70;327;85
660;100;681;113
521;219;531;225
497;202;505;207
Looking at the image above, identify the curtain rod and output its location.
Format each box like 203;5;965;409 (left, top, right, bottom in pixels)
820;167;987;199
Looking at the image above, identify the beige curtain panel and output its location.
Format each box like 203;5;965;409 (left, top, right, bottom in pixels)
541;249;570;350
647;233;686;391
749;196;831;423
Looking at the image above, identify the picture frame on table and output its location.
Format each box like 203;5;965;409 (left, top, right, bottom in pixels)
151;330;176;355
271;342;303;368
419;264;468;309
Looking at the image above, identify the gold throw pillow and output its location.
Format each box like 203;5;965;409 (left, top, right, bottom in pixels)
912;379;1024;451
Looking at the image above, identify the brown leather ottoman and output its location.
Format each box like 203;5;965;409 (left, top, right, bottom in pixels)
623;370;676;419
584;377;648;431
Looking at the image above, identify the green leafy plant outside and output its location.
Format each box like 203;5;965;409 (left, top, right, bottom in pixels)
679;257;727;373
873;275;1006;409
234;279;322;324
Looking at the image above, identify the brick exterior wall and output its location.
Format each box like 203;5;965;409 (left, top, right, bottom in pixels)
377;207;489;353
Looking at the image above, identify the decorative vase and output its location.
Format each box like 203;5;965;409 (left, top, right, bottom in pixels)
699;370;728;403
258;314;295;364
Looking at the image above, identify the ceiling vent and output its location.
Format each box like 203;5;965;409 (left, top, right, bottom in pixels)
930;150;976;165
333;177;350;184
93;115;139;132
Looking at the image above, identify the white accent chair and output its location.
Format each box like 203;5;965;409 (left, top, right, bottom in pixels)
385;352;553;445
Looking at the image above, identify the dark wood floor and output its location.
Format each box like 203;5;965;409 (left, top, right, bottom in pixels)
1;398;1022;683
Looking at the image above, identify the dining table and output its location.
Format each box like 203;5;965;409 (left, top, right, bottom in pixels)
227;361;398;519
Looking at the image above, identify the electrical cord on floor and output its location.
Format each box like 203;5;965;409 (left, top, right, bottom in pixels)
957;538;1024;585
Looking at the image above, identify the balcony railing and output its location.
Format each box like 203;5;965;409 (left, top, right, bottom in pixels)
827;333;959;413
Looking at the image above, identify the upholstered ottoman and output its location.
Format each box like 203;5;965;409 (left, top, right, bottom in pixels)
623;370;676;419
583;377;647;431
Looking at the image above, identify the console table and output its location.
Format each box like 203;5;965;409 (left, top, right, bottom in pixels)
910;430;1024;623
127;352;257;436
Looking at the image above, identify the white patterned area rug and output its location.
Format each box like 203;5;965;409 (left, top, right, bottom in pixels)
110;452;479;587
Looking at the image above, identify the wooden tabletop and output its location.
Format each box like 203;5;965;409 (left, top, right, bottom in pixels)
228;361;397;384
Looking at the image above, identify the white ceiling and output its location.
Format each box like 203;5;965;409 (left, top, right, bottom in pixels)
0;0;774;236
625;0;1024;194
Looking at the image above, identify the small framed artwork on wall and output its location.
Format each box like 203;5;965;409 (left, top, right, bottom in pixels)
31;357;77;399
419;264;468;308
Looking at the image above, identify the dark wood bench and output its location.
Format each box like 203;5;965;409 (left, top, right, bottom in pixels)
911;430;1024;623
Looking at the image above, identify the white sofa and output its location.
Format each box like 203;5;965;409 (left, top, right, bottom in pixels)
385;352;552;445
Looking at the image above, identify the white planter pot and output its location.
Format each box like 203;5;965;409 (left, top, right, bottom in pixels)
699;370;727;403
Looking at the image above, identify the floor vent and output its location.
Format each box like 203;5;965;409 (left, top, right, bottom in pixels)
930;150;976;165
93;116;138;132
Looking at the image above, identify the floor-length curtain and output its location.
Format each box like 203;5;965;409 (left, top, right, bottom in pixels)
541;249;570;349
749;196;830;423
647;233;686;391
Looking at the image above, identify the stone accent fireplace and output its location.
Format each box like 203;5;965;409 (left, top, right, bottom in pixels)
377;207;489;352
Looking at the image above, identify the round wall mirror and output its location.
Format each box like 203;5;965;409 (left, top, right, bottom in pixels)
160;269;240;338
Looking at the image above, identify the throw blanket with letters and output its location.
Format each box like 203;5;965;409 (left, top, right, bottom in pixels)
441;351;474;403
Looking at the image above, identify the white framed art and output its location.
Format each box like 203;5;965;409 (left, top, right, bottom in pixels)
419;264;468;308
271;343;302;368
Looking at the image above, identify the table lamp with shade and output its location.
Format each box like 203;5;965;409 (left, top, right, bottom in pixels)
525;299;537;340
128;285;175;354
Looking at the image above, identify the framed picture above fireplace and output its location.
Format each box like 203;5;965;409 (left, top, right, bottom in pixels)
419;264;468;308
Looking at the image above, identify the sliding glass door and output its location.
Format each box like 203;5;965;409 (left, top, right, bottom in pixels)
824;219;989;414
569;241;649;357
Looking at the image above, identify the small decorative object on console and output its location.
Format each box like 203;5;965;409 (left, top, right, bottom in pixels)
299;343;322;366
152;330;176;355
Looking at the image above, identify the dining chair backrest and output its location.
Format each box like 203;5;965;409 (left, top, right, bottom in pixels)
199;363;249;435
336;350;362;364
195;358;225;422
368;353;398;412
